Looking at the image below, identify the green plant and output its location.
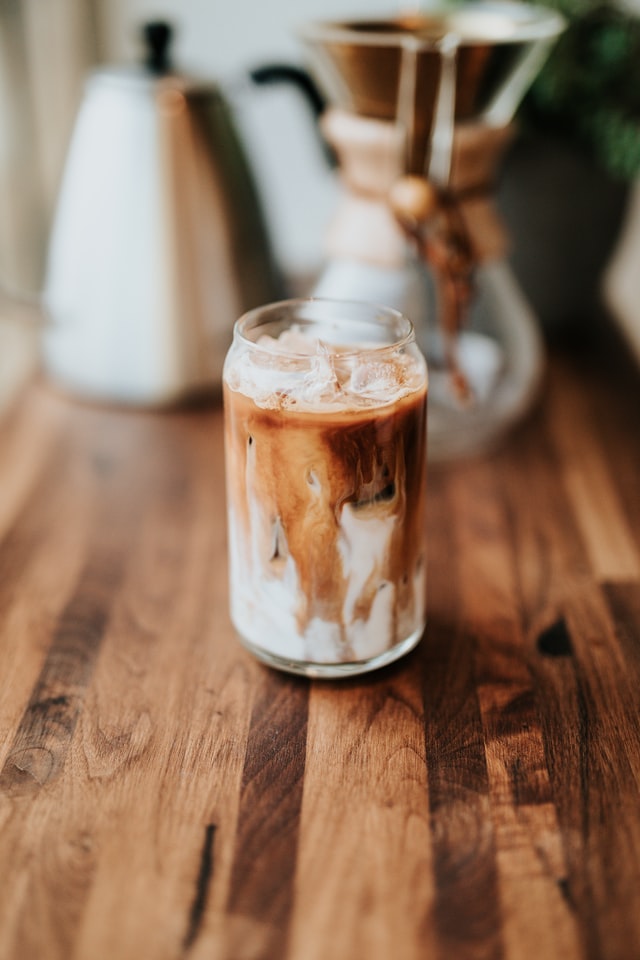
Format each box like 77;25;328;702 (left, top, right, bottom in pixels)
523;0;640;179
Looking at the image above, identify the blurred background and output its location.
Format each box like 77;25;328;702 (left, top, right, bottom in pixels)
0;0;370;297
1;0;640;416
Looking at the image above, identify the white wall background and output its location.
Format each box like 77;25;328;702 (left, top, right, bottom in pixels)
97;0;404;78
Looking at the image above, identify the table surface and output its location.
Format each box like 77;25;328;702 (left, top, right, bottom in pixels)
0;328;639;960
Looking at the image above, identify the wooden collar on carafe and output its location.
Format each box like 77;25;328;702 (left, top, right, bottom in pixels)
322;109;514;264
392;122;514;262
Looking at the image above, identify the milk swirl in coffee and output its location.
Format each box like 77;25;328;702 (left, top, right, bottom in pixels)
223;300;428;676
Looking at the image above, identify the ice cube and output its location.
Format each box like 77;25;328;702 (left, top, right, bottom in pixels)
349;360;396;399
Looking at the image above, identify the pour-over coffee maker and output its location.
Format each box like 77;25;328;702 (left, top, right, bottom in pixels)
299;1;565;459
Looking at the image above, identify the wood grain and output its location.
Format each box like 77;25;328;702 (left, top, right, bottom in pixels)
290;666;432;960
0;325;639;960
422;469;503;960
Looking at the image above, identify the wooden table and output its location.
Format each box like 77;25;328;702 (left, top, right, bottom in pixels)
0;328;639;960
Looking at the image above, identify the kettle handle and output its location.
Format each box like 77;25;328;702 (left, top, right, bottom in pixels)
249;63;336;167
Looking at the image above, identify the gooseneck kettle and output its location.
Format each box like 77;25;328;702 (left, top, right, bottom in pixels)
44;22;280;405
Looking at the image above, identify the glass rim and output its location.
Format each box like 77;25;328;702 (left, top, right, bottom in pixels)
299;2;566;48
234;297;416;360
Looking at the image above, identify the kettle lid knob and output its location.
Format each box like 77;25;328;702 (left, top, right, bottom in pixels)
143;20;174;74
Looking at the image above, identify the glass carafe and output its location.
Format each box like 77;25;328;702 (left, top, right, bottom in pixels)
301;1;565;459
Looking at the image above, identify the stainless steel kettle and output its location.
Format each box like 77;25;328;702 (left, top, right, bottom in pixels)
43;22;280;405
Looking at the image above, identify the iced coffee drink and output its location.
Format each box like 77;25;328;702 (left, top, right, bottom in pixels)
223;299;427;677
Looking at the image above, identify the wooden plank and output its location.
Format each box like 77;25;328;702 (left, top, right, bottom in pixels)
0;386;64;540
289;662;433;960
421;469;503;960
545;360;640;582
449;458;581;960
220;670;308;960
602;581;640;692
0;448;87;771
559;332;640;537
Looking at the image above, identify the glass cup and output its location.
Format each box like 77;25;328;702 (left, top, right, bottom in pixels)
222;298;428;678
